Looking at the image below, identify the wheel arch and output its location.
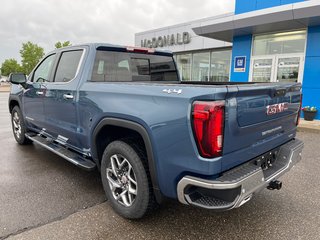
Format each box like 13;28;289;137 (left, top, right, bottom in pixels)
9;99;20;113
92;118;163;202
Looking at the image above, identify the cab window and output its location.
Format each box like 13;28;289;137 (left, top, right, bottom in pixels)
54;50;83;83
91;50;178;82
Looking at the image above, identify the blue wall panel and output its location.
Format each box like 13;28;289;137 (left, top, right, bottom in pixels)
230;35;252;82
235;0;306;14
305;26;320;57
302;57;320;88
281;0;305;4
235;0;256;14
302;25;320;119
256;0;281;10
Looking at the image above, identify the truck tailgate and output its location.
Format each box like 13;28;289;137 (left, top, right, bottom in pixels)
222;82;301;170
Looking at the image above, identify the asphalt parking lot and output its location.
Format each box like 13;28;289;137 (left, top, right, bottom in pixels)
1;91;320;240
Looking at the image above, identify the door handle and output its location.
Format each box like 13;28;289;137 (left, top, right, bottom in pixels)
63;93;74;100
36;91;44;95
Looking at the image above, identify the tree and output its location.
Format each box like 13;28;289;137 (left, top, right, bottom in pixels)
55;41;71;49
0;59;22;76
20;41;45;75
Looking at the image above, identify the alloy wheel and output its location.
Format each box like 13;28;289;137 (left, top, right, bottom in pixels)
12;111;22;139
106;154;138;207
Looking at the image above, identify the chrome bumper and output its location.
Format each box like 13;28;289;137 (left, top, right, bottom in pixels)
177;139;304;210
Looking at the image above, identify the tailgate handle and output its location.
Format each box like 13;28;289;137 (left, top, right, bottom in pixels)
272;88;287;98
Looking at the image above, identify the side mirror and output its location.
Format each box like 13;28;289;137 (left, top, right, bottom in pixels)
9;73;27;85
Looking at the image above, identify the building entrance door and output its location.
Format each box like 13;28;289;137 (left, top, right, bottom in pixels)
250;54;304;83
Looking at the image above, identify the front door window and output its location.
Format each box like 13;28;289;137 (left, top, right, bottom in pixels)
32;54;56;83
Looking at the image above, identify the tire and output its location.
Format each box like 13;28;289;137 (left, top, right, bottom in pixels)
11;106;31;145
101;140;157;219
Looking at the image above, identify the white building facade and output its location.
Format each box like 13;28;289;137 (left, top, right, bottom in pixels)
135;14;233;82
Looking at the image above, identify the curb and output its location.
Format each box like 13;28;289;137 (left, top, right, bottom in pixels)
298;119;320;134
297;126;320;134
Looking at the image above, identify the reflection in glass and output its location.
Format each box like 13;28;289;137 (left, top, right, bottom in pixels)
175;49;231;82
192;52;210;81
176;54;191;81
253;30;306;56
277;57;300;83
210;50;231;82
252;59;273;82
33;54;56;82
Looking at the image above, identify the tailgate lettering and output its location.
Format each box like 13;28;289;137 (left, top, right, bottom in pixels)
266;103;289;116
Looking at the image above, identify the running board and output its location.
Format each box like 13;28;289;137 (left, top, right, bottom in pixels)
25;133;96;171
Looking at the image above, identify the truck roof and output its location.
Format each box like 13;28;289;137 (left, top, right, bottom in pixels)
50;43;173;56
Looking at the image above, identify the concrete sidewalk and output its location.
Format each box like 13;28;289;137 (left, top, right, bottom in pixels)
298;119;320;134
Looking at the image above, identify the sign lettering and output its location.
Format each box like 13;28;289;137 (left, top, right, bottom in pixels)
141;32;191;48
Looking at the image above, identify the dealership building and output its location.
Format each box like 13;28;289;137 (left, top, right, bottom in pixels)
135;0;320;119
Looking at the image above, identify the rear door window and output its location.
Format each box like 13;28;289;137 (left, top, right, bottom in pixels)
91;51;178;82
54;50;83;83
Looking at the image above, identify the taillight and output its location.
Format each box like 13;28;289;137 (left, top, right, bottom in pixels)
192;101;225;158
296;94;303;126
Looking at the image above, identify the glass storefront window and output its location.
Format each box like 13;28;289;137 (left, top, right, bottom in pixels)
251;30;306;83
252;59;273;82
175;49;231;82
276;57;301;83
252;30;306;56
192;52;210;81
176;54;191;81
210;50;231;82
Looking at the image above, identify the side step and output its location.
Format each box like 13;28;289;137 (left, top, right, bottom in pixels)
25;133;96;171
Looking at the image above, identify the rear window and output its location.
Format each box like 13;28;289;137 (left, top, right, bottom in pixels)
91;51;178;82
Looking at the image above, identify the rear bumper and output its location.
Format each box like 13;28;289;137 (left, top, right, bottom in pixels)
177;138;304;210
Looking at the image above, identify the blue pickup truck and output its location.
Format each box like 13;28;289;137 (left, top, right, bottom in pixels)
8;43;304;219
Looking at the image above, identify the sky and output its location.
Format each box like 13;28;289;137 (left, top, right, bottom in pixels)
0;0;235;67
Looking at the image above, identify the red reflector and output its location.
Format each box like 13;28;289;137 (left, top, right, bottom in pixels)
192;101;225;158
296;94;303;126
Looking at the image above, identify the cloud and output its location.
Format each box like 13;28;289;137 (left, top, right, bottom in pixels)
0;0;235;67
